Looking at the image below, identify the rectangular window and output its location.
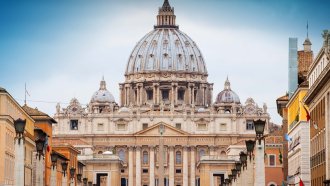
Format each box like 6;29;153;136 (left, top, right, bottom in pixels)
162;90;169;101
143;123;148;130
220;123;226;131
175;123;181;129
70;120;79;130
117;123;127;131
269;155;275;166
146;90;153;100
197;123;207;130
97;123;104;131
176;169;182;174
142;169;148;173
178;89;185;101
246;120;254;130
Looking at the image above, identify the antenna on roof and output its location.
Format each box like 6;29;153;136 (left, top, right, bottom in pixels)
24;83;30;105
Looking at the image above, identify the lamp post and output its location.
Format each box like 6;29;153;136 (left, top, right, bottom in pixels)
253;119;266;186
50;152;58;186
83;178;88;186
14;118;26;144
239;151;247;170
254;119;266;145
14;118;26;186
235;162;242;175
231;169;237;181
70;167;76;186
245;140;255;161
61;161;68;186
34;129;47;186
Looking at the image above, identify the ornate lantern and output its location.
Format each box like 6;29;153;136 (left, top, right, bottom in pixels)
224;178;230;185
61;161;68;177
14;119;26;144
83;178;88;184
77;174;82;182
70;167;76;179
50;152;58;170
228;174;233;182
245;140;255;160
235;162;242;173
34;129;47;160
231;169;237;177
239;151;247;169
35;139;45;160
254;119;266;145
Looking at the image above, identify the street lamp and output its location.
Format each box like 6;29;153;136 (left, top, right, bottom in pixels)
231;169;237;181
14;119;26;144
61;161;68;177
228;174;233;183
254;119;266;145
224;178;230;185
83;178;88;185
239;151;247;170
235;162;242;175
245;140;255;160
34;129;47;160
77;174;82;182
51;152;58;170
70;167;76;179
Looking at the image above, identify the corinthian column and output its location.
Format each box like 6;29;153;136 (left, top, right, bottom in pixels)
190;146;196;186
128;146;134;186
169;146;174;186
183;146;189;186
136;146;141;186
150;146;155;186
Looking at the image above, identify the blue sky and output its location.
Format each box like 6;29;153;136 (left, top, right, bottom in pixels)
1;0;330;124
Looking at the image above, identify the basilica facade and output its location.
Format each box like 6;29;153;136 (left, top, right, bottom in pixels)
52;1;270;186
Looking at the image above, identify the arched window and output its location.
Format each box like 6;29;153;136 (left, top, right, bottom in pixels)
143;151;148;164
176;151;182;164
118;149;125;161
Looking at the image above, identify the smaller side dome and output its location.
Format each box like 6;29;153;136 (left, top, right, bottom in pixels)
91;77;115;103
215;77;240;104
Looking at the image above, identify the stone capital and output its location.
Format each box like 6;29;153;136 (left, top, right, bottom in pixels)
183;145;190;151
190;146;196;151
153;83;159;87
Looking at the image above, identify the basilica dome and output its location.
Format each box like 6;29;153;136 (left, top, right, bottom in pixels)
125;1;207;76
215;78;240;104
91;78;115;103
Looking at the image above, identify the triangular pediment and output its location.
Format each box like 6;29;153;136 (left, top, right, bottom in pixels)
134;122;190;136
